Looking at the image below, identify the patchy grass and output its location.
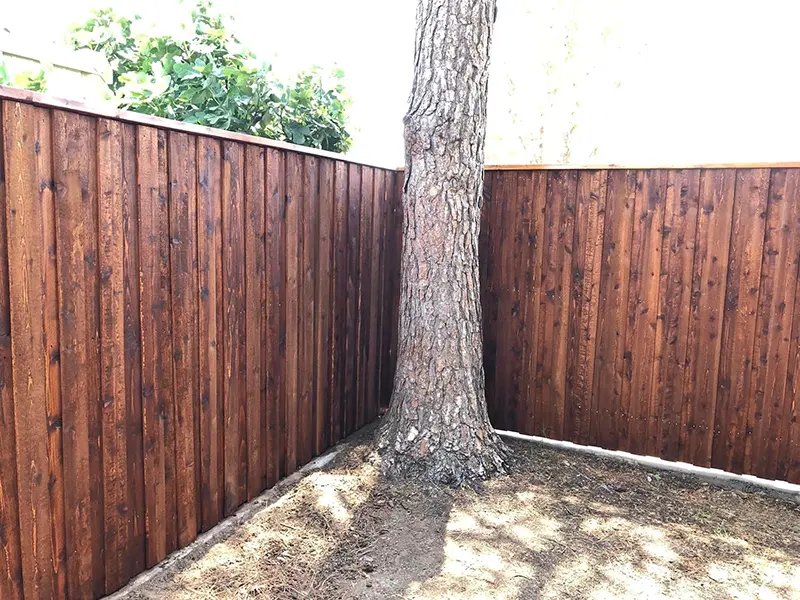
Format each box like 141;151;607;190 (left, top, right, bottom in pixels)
121;428;800;600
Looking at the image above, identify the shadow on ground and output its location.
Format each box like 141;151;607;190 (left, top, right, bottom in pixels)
121;427;800;600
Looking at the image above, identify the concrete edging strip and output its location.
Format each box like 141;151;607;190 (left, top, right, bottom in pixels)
497;429;800;504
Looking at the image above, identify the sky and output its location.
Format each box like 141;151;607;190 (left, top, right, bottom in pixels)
3;0;800;168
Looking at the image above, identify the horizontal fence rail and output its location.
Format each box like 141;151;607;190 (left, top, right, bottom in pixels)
481;167;800;485
0;94;402;599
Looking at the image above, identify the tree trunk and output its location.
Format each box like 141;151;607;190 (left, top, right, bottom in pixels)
378;0;508;485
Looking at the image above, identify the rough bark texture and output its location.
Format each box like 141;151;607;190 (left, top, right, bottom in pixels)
378;0;508;485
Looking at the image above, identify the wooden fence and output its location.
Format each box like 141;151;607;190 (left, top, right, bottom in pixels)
0;88;402;600
481;166;800;485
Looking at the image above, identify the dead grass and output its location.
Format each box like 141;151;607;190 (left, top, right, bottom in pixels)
121;428;800;600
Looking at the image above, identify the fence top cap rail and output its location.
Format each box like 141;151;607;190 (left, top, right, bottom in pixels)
0;84;396;170
482;162;800;170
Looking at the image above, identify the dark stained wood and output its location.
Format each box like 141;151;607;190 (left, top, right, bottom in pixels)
167;131;200;544
520;171;547;435
5;101;59;600
97;118;130;593
652;170;700;461
265;148;286;484
53;108;104;597
748;169;800;479
482;171;502;427
356;167;374;430
136;125;172;567
783;254;800;483
493;171;515;431
121;123;145;573
713;169;769;474
196;136;223;529
284;152;302;472
623;170;667;456
300;156;318;464
539;170;576;439
366;169;385;424
0;100;24;600
244;145;266;497
330;161;349;443
566;170;607;444
315;159;334;455
681;169;736;467
381;171;403;411
222;141;247;514
343;164;361;436
592;170;637;449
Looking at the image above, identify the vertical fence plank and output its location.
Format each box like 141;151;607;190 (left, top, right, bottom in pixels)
244;145;266;497
121;123;145;573
566;170;607;445
520;171;547;436
747;169;800;479
783;256;800;483
344;164;361;436
316;160;334;455
197;137;223;529
713;169;769;474
284;152;302;473
168;131;200;544
681;169;736;467
356;167;373;430
652;169;700;461
539;171;576;439
592;170;636;449
387;171;403;410
5;101;59;600
54;109;104;597
0;102;23;600
330;161;349;444
623;170;667;455
137;125;172;567
38;107;68;599
221;141;247;514
98;118;130;593
265;149;286;484
366;169;385;424
494;171;517;430
299;156;318;464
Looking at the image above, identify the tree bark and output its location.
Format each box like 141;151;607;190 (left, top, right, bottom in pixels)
378;0;508;485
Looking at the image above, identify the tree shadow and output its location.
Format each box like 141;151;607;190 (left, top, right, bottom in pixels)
119;430;800;600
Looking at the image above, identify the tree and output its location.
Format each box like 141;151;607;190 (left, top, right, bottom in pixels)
378;0;509;485
69;1;352;152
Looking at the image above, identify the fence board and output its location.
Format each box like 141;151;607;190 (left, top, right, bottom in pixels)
244;145;266;498
344;164;361;436
168;131;200;543
316;159;334;455
713;169;769;474
222;141;247;514
653;169;700;461
331;161;349;442
300;156;318;464
5;101;59;600
285;152;302;472
197;137;223;529
566;170;607;445
121;123;145;573
0;100;23;600
265;148;286;484
98;117;130;592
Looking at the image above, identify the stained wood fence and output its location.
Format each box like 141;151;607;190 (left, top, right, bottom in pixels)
481;166;800;485
0;89;402;600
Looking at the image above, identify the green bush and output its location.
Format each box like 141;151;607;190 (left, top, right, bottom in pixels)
69;1;352;152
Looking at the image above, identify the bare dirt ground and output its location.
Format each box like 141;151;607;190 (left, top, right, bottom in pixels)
120;427;800;600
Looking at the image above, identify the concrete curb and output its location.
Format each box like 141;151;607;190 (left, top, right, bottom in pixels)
498;429;800;504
